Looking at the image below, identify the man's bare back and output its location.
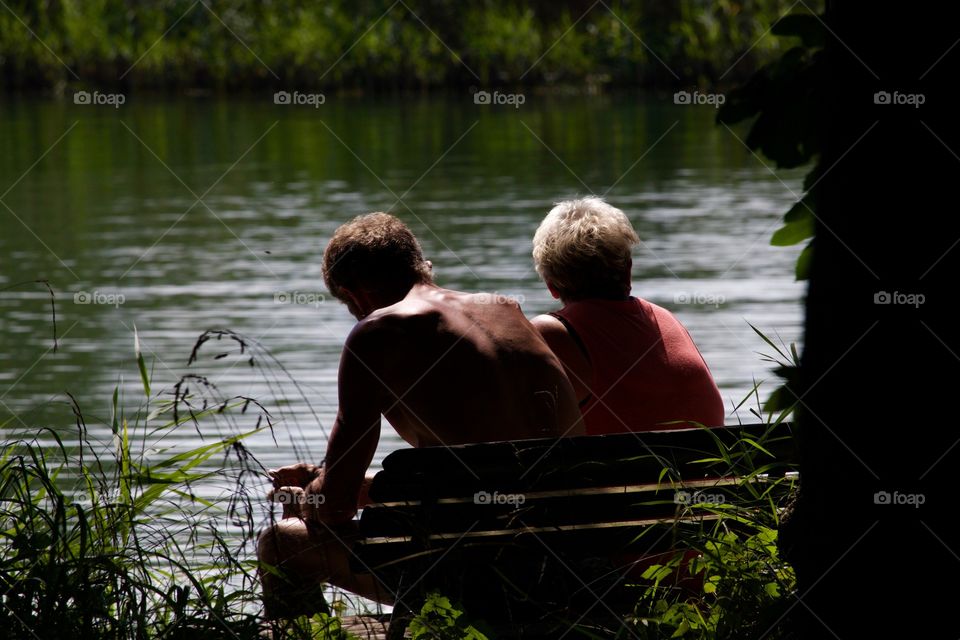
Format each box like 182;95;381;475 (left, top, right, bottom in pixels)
356;284;582;447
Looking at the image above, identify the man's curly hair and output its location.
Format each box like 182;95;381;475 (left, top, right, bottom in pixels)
322;212;432;301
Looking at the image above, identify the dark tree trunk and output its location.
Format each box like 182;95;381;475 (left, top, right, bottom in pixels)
789;2;960;636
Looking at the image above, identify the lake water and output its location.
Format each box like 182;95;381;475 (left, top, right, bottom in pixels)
0;93;805;485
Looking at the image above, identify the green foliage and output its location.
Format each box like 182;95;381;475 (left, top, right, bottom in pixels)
0;0;797;90
717;9;826;282
625;421;798;639
769;192;816;247
408;593;489;640
0;333;272;638
633;527;796;639
273;612;361;640
743;323;802;415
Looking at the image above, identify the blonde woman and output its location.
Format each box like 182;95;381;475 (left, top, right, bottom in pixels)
531;197;724;434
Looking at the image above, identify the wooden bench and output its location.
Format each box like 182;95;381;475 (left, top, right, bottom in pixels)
351;422;797;638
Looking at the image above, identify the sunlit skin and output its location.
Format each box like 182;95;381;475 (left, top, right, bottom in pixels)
258;279;583;615
531;269;632;404
531;280;595;403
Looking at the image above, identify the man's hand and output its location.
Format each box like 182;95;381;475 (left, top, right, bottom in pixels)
267;463;321;489
267;463;323;519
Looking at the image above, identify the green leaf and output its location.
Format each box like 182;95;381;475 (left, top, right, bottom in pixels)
111;386;119;435
771;200;815;246
658;466;670;484
748;322;792;363
784;188;817;222
671;619;691;637
764;582;781;597
763;384;798;413
733;43;822;169
716;68;769;125
802;164;823;192
741;438;774;458
134;325;150;400
795;241;813;280
641;564;665;580
771;218;814;246
772;364;798;380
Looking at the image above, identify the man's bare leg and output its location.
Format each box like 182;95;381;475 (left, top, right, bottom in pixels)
257;518;393;619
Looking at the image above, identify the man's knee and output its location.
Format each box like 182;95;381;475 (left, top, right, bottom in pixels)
257;522;283;566
258;520;330;619
258;518;345;578
257;518;307;571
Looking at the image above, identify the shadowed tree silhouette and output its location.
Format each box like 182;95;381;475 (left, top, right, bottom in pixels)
799;3;959;635
724;3;960;637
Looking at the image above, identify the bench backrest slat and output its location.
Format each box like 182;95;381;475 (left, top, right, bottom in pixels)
368;423;795;503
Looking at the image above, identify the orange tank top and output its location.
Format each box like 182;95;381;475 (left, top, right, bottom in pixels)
553;297;724;434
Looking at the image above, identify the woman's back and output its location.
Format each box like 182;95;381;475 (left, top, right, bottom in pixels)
550;297;724;434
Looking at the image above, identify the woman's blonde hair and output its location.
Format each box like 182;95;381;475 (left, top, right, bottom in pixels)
532;197;639;301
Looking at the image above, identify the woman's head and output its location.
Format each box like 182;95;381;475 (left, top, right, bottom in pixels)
532;197;638;301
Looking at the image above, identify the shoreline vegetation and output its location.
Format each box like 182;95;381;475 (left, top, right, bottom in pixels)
2;0;798;93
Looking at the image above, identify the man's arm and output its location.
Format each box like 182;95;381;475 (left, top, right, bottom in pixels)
268;466;376;518
305;324;384;525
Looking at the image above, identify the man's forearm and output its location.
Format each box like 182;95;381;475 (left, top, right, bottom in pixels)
302;472;362;524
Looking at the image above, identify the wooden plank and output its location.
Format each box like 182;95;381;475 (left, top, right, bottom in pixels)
379;423;793;474
353;518;709;572
360;480;772;537
368;423;795;502
369;476;737;508
361;472;796;538
339;616;390;639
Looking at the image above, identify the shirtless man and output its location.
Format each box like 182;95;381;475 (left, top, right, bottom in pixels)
258;212;583;617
